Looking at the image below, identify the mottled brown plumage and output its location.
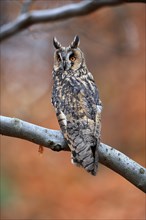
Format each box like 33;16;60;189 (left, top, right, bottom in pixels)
52;36;102;175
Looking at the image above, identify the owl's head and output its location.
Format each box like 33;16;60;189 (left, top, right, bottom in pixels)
53;36;86;71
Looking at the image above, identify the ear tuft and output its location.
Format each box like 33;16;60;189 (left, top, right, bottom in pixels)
53;37;62;49
70;35;80;48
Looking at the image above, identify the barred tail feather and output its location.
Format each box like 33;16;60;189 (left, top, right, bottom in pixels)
71;143;98;176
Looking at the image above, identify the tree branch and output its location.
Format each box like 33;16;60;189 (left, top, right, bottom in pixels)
0;0;145;42
0;115;145;192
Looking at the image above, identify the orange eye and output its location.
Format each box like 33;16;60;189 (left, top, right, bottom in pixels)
70;56;76;62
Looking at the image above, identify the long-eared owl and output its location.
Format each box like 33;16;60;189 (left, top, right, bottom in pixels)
52;36;102;175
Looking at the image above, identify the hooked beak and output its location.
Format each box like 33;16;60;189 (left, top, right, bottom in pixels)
63;61;67;70
63;60;68;70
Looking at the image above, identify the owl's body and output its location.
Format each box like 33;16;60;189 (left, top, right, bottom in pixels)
52;36;102;175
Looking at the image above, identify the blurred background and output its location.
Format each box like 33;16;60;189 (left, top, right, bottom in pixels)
0;0;145;219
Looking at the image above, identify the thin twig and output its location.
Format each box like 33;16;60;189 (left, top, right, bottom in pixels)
0;115;145;192
0;0;145;42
